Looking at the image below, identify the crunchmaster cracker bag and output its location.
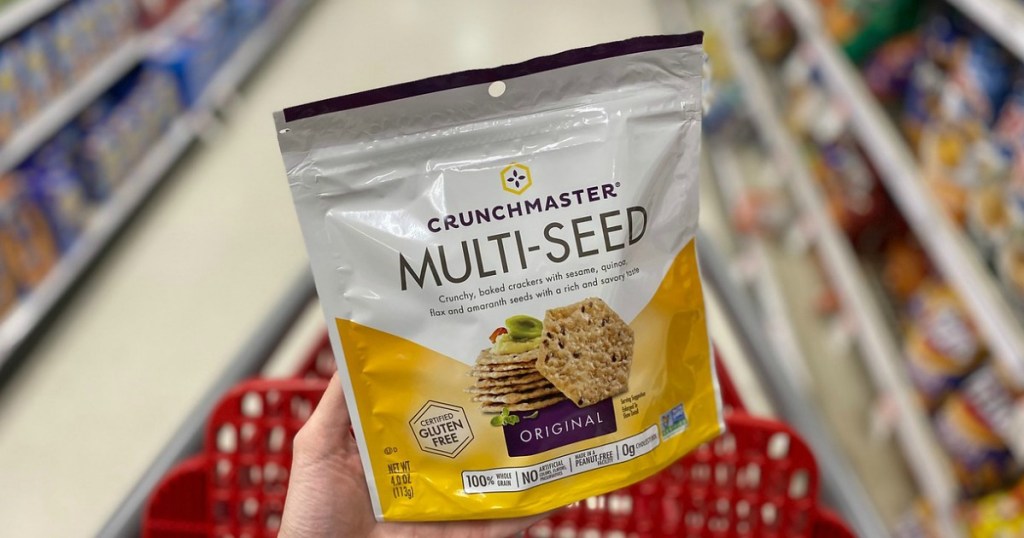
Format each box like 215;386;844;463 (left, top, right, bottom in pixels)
274;33;722;521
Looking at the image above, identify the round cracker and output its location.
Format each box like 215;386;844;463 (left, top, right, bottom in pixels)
466;378;552;395
471;368;541;380
469;362;535;375
473;372;546;387
472;385;563;404
475;347;540;366
481;395;566;413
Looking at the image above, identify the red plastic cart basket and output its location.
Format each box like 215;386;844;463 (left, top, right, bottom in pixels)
142;338;855;538
292;333;336;380
524;413;853;537
142;455;209;538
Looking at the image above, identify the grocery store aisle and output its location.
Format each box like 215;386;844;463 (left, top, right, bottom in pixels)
0;1;677;536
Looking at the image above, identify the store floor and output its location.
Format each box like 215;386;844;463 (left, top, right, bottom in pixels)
0;1;724;536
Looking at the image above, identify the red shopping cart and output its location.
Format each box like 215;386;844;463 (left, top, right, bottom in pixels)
142;338;855;538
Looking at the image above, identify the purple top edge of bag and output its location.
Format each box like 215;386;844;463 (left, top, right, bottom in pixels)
281;32;704;123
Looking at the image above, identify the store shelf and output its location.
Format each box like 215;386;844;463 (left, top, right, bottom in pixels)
0;0;211;174
777;0;1024;418
0;0;314;381
697;238;890;538
192;0;311;117
0;120;194;368
705;147;815;395
0;41;143;173
946;0;1024;63
714;4;962;535
0;0;65;42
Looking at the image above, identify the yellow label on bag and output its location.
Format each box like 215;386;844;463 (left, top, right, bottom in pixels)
337;242;719;520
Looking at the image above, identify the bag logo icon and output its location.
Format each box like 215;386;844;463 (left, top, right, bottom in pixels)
501;163;532;195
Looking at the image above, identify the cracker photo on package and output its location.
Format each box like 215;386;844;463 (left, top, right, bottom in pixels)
274;33;722;521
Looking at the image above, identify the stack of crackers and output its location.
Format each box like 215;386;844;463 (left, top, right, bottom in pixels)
467;348;566;413
468;297;635;413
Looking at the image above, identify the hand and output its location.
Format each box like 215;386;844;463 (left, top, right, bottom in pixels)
280;374;550;538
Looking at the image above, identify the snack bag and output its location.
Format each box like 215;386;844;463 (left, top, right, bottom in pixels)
933;365;1021;496
966;479;1024;537
903;282;986;408
273;34;721;521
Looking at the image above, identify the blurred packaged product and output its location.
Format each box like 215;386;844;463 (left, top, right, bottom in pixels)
21;132;92;253
901;59;945;147
942;33;1013;126
890;19;1023;233
71;100;114;200
144;0;275;106
0;0;142;122
863;33;922;106
993;83;1024;155
0;254;17;318
967;183;1014;260
903;282;986;409
918;31;1017;223
881;237;931;302
47;7;84;85
964;479;1024;537
919;122;994;224
78;69;182;194
820;0;924;65
100;0;139;47
921;11;965;71
25;168;89;254
148;3;231;105
808;110;902;250
744;0;795;64
1007;157;1024;226
934;364;1022;497
780;46;825;135
136;0;188;28
892;500;941;538
6;41;42;119
819;0;860;51
79;0;106;64
19;24;58;115
0;173;59;290
0;41;23;143
703;83;745;136
778;44;906;251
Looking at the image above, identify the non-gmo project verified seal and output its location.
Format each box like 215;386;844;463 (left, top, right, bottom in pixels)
660;404;688;439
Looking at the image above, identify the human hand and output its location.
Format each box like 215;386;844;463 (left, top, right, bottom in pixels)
279;374;550;538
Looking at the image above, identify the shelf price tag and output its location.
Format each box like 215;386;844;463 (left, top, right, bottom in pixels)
824;316;854;357
783;215;814;253
732;247;762;284
870;393;899;441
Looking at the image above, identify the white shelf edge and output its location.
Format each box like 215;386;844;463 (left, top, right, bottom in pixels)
715;4;963;536
0;0;314;373
778;0;1024;428
945;0;1024;63
0;0;66;43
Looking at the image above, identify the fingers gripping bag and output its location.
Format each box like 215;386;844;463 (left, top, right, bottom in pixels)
273;33;722;521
